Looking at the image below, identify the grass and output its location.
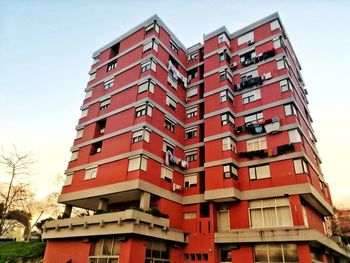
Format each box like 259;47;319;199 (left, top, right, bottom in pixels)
0;241;46;262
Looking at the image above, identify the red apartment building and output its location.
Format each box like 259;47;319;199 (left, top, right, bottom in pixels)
42;13;350;263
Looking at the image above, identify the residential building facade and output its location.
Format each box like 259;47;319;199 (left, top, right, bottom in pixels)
42;13;350;263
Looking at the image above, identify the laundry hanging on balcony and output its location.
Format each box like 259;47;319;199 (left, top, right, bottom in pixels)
166;150;188;169
168;60;188;88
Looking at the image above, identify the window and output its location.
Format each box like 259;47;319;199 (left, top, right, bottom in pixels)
185;151;197;162
164;117;176;133
184;174;197;188
237;31;254;46
166;95;177;110
280;79;293;92
63;173;73;186
89;72;96;81
284;104;297;116
110;43;120;57
219;52;225;62
132;128;150;143
241;68;259;80
167;74;177;90
184;211;197;219
104;78;114;89
218;50;230;63
145;22;160;34
99;98;110;110
220;90;233;103
76;129;84;139
246;137;267;151
185;127;197;139
88;237;120;263
254;243;298;263
187;87;198;99
70;151;78;161
188;68;198;81
293;158;308;174
85;90;92;99
107;60;117;72
219;69;232;82
170;40;179;53
143;39;158;52
245;112;264;125
161;165;173;182
187;52;198;62
128;155;148;171
140;59;156;73
84;167;97;180
302;204;308;227
81;108;88;118
288;129;302;143
249;165;271;180
242;89;261;104
145;240;169;262
222;137;236;152
249;197;292;228
223;164;238;179
270;20;281;31
218;33;230;46
220;249;232;262
186;106;197;118
91;141;102;155
308;128;315;142
217;210;230;231
277;58;285;70
240;49;256;66
96;119;106;134
138;79;155;93
162;140;175;154
273;37;281;49
221;112;235;126
135;103;153;117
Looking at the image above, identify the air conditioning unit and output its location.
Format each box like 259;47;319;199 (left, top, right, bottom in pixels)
172;183;182;191
230;62;237;69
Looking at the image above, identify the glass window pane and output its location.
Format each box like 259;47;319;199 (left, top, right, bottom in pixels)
283;244;299;262
254;244;268;262
112;240;120;255
263;207;277;227
102;238;113;255
250;209;263;227
93;239;103;255
268;244;283;262
277;206;292;226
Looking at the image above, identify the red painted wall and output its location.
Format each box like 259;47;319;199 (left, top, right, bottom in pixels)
43;239;91;263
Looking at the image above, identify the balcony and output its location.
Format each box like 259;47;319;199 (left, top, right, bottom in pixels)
42;209;186;243
238;143;295;160
215;227;350;258
240;49;276;68
235;117;281;135
233;72;272;92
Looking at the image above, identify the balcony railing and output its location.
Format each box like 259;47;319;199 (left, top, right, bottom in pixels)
235;117;280;135
42;209;186;243
238;143;295;160
241;49;276;68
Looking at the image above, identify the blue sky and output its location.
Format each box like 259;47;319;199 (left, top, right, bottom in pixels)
1;0;349;207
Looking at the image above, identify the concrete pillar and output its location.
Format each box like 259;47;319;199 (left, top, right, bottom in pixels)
140;192;151;210
63;205;72;217
97;198;108;212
